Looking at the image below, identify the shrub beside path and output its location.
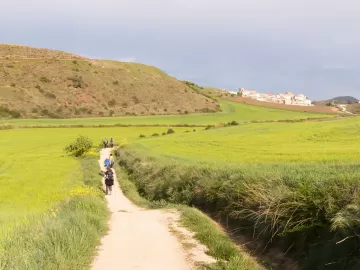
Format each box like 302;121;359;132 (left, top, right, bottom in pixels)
91;148;193;270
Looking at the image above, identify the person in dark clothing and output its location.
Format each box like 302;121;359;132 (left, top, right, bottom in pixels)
104;167;114;195
110;138;114;148
103;139;108;148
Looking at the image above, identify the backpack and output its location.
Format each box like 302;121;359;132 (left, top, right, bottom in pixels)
104;159;111;167
105;170;114;180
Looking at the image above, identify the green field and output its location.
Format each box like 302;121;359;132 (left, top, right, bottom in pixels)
1;100;334;127
0;103;356;269
129;117;360;164
117;116;360;269
0;126;187;232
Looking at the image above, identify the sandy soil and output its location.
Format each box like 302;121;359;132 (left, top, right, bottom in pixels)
91;148;213;270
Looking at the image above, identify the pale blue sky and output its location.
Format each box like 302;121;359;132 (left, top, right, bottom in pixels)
1;0;359;100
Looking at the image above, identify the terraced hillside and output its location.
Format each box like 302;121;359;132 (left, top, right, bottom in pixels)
0;44;219;118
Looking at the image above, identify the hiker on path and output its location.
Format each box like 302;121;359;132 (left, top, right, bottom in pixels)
110;138;114;148
109;154;114;168
103;139;108;148
104;157;111;168
104;166;114;195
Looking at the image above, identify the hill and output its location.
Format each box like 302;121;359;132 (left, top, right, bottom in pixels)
330;96;359;104
0;44;219;118
314;96;359;106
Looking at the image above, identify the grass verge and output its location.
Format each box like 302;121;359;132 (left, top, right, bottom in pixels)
0;156;109;270
177;206;262;270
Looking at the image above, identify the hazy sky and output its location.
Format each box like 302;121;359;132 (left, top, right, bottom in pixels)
1;0;359;100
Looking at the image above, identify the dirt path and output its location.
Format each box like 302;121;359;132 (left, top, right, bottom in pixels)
91;149;196;270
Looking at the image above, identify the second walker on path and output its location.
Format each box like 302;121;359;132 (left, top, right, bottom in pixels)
104;166;114;195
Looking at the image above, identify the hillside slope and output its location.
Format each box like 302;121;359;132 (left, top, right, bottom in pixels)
314;96;359;106
0;44;219;118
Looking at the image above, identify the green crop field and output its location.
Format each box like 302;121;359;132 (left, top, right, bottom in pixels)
1;100;334;128
0;126;187;233
128;117;360;164
117;116;360;269
0;106;355;269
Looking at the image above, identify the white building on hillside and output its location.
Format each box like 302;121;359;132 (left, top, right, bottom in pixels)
239;88;312;106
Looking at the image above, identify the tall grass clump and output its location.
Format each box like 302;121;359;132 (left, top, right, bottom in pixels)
117;147;360;269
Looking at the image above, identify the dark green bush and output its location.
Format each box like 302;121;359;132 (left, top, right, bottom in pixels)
167;129;175;134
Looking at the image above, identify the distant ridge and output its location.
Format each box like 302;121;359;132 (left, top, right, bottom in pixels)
330;96;359;104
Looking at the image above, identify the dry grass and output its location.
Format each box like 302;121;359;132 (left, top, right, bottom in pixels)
0;44;219;118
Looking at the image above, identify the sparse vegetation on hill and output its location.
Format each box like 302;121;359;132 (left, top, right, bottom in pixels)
0;44;219;118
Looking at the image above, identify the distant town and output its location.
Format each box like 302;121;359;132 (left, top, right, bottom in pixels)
226;88;313;106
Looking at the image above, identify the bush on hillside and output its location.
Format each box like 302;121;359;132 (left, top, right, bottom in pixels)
132;96;140;104
227;121;239;126
44;92;56;99
64;136;93;157
139;134;146;138
167;129;175;134
108;99;116;106
67;75;85;88
0;106;21;118
40;76;51;83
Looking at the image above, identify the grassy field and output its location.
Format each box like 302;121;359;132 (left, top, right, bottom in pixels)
0;126;189;268
129;116;360;164
0;126;187;231
1;100;334;128
117;116;360;269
